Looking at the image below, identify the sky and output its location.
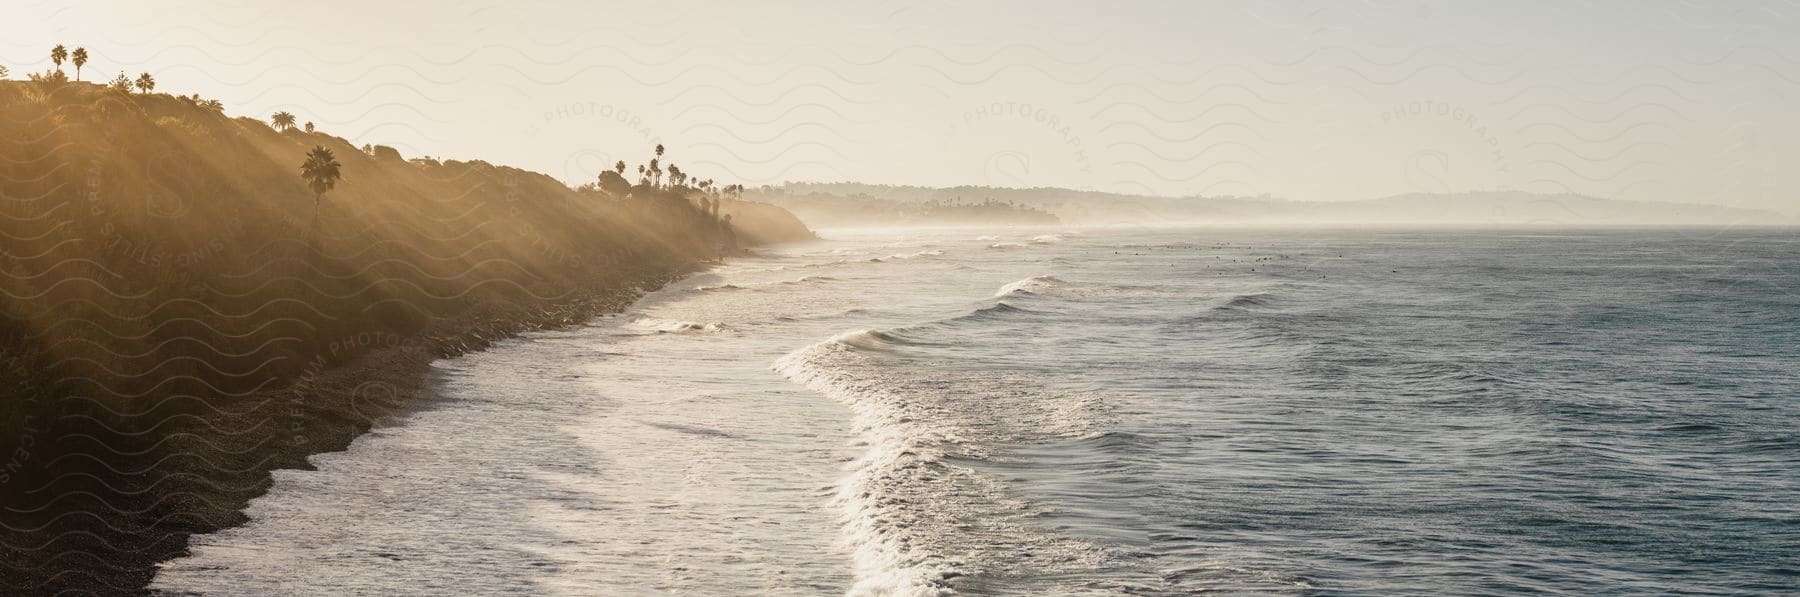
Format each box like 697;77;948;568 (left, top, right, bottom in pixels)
5;0;1799;213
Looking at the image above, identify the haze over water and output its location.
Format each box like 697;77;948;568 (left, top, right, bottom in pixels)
154;227;1800;595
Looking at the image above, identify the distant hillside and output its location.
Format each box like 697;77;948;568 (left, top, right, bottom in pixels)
749;188;1059;227
766;183;1789;227
0;79;810;594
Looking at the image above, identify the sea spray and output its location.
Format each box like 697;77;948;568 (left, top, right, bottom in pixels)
630;317;726;333
774;330;964;595
773;327;1118;594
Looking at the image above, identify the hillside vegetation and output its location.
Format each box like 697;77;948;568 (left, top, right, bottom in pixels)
0;79;810;594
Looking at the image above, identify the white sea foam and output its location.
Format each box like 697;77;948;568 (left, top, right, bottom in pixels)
883;249;945;260
774;327;1116;595
631;317;725;333
995;275;1187;299
995;275;1068;297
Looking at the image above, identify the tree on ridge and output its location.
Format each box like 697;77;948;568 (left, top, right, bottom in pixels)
300;146;343;210
71;47;87;81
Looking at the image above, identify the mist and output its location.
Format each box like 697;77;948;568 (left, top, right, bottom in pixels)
751;183;1788;228
6;1;1799;216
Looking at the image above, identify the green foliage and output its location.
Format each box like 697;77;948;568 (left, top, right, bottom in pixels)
154;115;212;138
597;169;632;196
27;69;67;86
300;145;342;202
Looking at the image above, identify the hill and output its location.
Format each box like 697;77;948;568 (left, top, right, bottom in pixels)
761;183;1789;227
750;188;1059;227
0;79;810;594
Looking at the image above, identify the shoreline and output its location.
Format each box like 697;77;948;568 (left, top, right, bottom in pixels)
30;262;703;595
0;80;819;595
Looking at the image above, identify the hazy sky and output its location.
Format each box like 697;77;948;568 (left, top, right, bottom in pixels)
6;1;1798;213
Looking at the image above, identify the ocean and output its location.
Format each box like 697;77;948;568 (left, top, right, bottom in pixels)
151;228;1799;595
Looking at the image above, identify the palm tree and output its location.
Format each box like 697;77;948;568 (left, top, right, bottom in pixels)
655;144;665;159
108;71;130;92
304;121;315;133
134;72;154;93
71;47;87;81
614;160;626;175
300;146;343;209
636;164;646;185
51;45;66;72
203;98;223;111
271;111;296;131
0;65;9;79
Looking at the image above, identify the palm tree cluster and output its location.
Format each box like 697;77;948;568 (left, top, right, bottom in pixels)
592;144;744;222
31;44;157;96
33;45;88;83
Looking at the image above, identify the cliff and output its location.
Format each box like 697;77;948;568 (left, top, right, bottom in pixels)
0;79;810;594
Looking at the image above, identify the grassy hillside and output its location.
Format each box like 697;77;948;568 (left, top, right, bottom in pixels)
0;79;810;594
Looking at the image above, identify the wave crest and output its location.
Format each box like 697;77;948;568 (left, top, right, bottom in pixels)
773;328;1117;594
630;317;726;333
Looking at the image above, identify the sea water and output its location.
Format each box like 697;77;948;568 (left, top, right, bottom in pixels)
152;228;1800;595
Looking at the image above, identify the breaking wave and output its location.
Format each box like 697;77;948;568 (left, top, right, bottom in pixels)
630;317;726;333
773;327;1116;595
